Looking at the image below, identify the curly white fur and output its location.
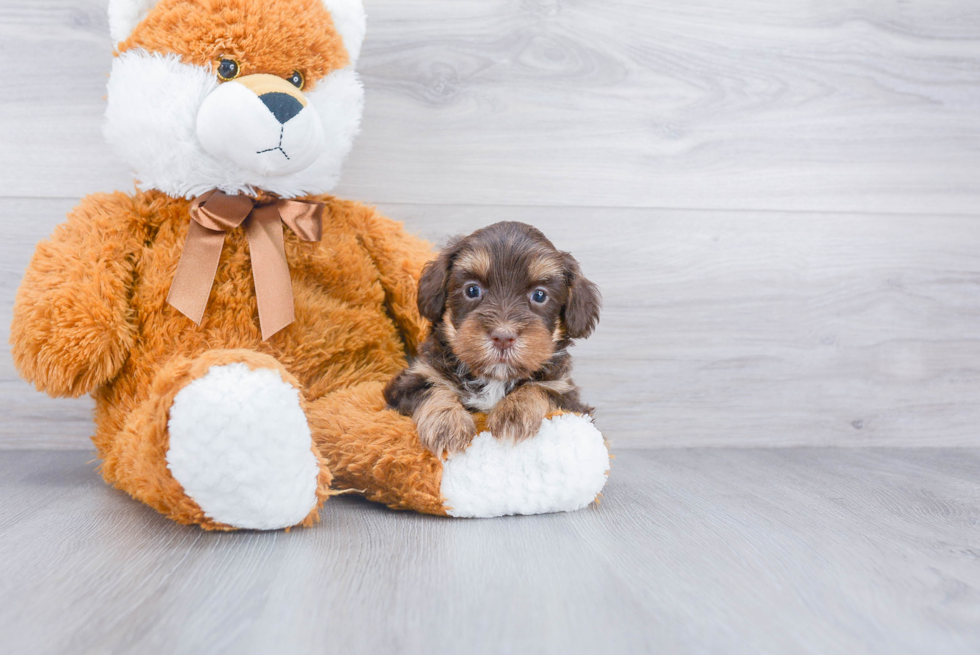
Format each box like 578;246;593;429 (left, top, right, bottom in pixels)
440;414;610;518
167;363;321;530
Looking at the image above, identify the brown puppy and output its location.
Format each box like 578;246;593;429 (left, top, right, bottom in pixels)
384;221;601;457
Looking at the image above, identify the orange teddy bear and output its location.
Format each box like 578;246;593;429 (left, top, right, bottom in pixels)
10;0;609;530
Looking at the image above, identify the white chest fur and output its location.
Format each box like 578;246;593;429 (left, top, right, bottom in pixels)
461;378;513;412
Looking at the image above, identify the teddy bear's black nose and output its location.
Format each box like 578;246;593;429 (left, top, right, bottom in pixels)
260;92;304;124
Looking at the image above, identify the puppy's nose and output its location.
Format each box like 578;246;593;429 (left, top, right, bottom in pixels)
491;329;518;351
260;92;304;124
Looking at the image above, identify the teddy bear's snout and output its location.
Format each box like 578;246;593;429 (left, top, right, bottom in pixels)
195;73;325;177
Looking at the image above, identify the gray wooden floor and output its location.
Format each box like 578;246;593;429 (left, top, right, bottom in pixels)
1;448;978;655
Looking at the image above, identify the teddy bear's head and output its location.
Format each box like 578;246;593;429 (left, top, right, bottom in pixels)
104;0;366;199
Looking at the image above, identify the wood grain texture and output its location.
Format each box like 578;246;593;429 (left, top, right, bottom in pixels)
4;198;979;449
0;448;978;654
1;0;979;213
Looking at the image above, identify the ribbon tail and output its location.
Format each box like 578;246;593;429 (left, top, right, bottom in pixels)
167;221;226;325
246;206;295;341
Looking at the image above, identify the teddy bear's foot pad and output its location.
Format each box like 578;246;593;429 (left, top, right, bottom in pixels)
167;363;320;530
440;413;610;518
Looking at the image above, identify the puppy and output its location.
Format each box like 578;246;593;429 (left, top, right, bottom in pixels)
384;221;601;457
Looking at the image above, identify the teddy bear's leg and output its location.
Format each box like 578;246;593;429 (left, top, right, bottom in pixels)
306;381;610;518
306;381;447;514
102;350;331;530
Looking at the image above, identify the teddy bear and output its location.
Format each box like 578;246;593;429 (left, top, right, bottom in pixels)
9;0;610;530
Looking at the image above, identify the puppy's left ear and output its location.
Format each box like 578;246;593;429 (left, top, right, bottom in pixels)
417;237;463;322
561;253;602;339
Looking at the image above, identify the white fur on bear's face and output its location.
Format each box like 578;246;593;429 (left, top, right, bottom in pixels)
104;49;364;199
196;80;326;177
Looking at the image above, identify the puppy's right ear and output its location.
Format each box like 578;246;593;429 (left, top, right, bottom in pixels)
561;252;602;339
417;238;463;322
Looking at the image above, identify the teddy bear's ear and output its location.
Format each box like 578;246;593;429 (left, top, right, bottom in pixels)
322;0;367;65
108;0;160;44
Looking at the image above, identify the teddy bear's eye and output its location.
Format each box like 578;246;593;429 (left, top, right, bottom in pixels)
287;70;305;90
216;57;240;81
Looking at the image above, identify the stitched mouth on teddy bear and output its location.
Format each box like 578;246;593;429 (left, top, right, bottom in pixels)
256;125;292;161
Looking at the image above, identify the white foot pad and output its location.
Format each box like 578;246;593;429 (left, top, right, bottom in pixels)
440;413;610;518
167;363;320;530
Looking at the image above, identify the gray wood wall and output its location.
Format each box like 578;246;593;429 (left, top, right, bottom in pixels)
2;0;979;449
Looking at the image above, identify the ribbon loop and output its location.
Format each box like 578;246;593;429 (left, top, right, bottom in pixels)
277;199;324;242
166;190;324;340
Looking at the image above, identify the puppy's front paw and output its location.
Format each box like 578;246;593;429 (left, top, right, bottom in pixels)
487;395;547;445
414;390;477;458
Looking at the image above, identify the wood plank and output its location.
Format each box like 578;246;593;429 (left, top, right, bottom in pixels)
0;448;977;654
1;1;980;213
0;1;132;199
2;198;979;449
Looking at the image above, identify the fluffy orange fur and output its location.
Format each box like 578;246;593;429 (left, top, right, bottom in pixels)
119;0;349;88
11;190;446;527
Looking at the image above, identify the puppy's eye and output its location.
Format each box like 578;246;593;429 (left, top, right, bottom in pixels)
530;289;548;304
465;284;482;299
216;57;241;81
287;70;305;89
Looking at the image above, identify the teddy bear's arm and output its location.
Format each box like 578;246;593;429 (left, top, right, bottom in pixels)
350;204;434;357
10;193;141;398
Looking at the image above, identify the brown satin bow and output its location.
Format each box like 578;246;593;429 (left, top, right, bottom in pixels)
166;189;323;340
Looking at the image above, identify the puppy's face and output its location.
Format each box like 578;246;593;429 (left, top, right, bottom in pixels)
418;222;601;380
